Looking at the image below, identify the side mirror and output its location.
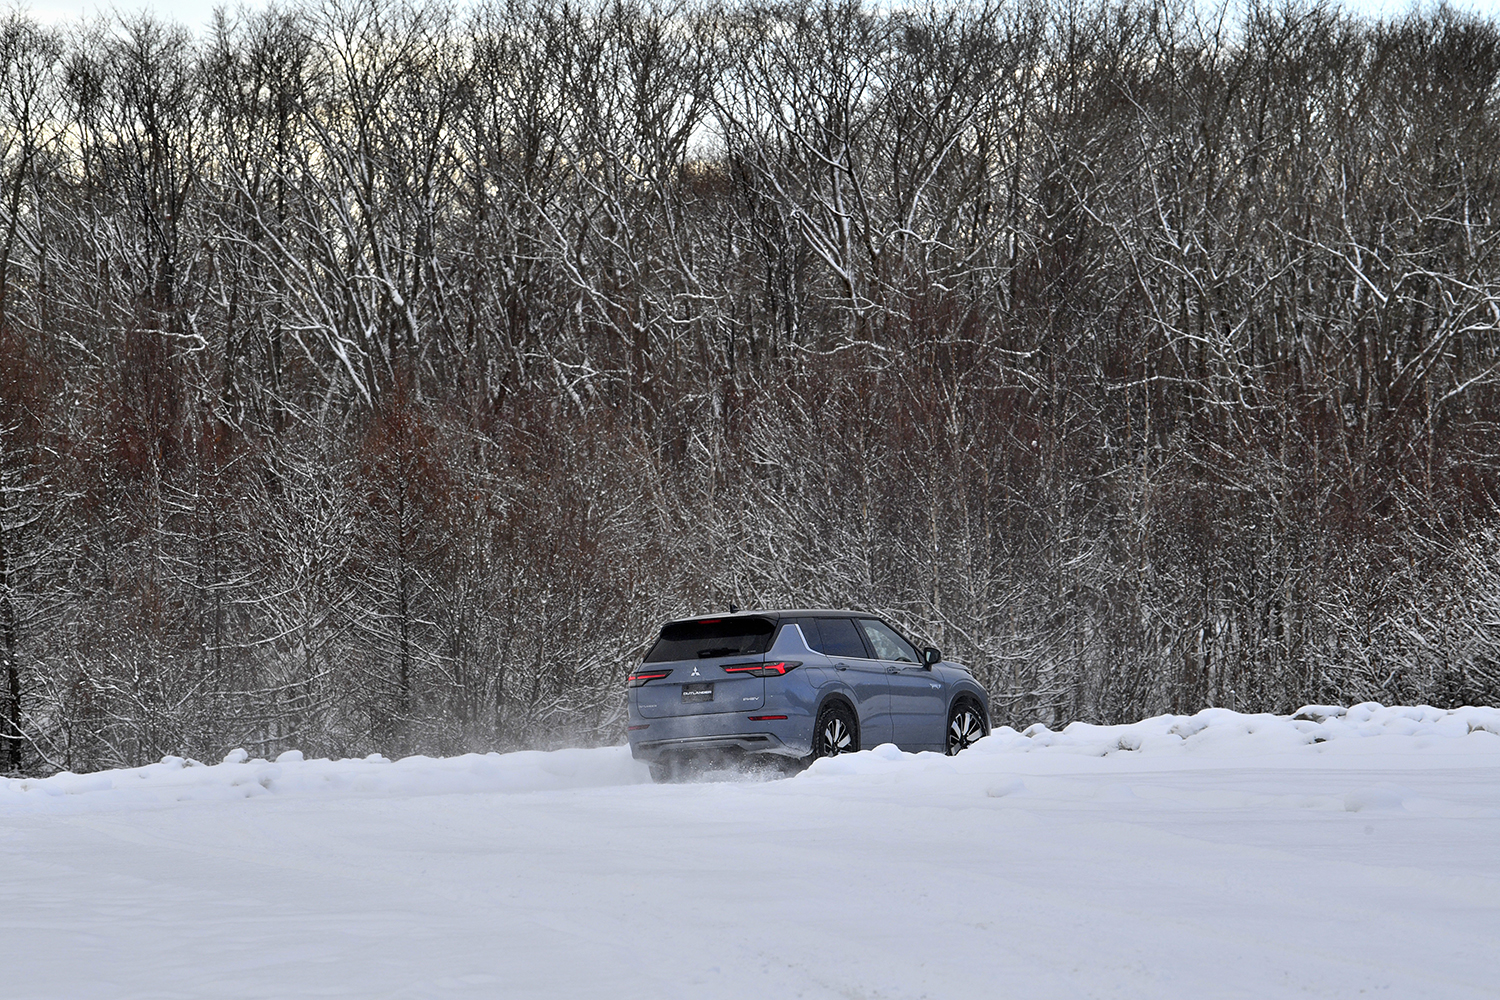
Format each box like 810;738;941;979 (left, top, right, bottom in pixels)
922;647;942;668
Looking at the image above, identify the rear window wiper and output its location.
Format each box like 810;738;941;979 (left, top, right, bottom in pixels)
696;646;741;658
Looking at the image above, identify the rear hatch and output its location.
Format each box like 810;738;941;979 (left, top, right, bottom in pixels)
633;616;773;719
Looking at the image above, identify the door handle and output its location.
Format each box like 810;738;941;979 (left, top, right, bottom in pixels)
835;663;848;671
885;667;899;674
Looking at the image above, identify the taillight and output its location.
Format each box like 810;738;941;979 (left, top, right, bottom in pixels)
721;661;801;677
627;669;672;687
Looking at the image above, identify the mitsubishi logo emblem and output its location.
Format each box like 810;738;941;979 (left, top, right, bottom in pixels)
691;666;701;677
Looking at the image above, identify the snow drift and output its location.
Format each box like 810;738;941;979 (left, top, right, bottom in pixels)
0;744;653;813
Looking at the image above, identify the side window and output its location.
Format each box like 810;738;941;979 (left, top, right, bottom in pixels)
786;617;822;650
776;619;817;651
815;618;871;659
857;619;919;663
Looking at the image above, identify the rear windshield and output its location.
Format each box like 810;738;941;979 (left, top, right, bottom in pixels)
643;617;776;662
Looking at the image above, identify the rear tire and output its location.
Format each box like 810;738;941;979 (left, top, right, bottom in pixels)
946;700;988;755
812;702;857;759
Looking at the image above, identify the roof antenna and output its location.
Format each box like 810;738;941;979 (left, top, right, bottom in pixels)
728;602;739;613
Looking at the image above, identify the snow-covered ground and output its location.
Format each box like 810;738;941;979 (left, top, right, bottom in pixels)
5;704;1499;999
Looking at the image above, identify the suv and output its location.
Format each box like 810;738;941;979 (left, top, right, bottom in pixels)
626;609;990;781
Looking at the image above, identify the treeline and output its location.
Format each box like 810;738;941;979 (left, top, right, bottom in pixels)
1;0;1498;774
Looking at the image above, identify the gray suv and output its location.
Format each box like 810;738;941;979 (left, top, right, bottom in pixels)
626;609;990;781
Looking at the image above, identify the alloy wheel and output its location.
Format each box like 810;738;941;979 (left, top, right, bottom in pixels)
821;716;852;754
947;703;986;755
814;705;856;758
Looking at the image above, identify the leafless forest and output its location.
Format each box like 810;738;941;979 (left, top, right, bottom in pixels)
0;0;1497;773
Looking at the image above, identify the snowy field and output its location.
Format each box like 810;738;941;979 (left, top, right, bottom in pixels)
5;704;1500;1000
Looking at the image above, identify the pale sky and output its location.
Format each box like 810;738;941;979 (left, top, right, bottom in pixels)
17;0;1500;33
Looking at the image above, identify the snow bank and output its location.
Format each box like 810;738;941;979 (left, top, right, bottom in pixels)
991;701;1500;755
0;744;651;813
6;703;1498;814
808;702;1500;778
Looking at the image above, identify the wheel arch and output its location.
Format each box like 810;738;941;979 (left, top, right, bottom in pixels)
947;689;985;717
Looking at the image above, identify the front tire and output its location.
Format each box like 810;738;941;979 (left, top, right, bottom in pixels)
812;702;857;759
946;700;988;755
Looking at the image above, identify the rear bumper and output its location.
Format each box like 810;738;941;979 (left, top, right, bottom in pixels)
633;732;796;758
627;712;814;761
